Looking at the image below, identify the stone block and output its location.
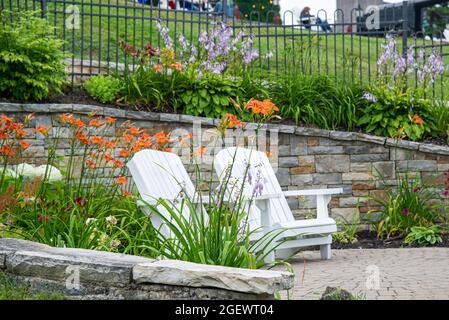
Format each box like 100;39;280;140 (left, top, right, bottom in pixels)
350;153;389;162
290;166;315;175
133;260;294;295
308;146;344;155
279;157;299;168
342;172;374;181
291;174;313;186
315;155;350;173
352;181;376;190
350;162;372;173
312;173;342;185
372;162;395;179
330;208;358;221
397;160;438;172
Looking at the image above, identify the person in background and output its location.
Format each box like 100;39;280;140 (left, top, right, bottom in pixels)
300;6;313;29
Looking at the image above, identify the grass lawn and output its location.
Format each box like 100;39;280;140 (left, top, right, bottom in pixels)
0;272;64;300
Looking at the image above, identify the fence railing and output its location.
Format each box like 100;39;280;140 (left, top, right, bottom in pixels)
2;0;448;100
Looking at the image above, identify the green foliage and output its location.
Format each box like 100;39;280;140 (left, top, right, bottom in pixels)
0;11;67;101
84;75;121;104
0;272;64;300
358;87;437;141
428;100;449;143
177;74;243;118
405;226;443;246
270;74;362;130
332;213;359;245
368;173;445;239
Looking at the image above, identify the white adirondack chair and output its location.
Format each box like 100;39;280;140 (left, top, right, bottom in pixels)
214;147;343;261
127;149;206;237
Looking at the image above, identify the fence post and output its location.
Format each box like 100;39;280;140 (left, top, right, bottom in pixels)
40;0;47;19
222;0;227;22
402;0;408;57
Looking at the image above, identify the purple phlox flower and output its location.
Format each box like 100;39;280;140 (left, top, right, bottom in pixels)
231;30;245;51
377;36;396;69
363;92;378;103
243;48;259;65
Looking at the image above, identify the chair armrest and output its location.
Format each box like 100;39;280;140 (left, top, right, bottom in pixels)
283;188;343;197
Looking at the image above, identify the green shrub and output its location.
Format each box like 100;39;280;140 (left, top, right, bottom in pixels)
84;75;121;104
405;226;443;246
368;174;445;239
0;11;66;101
358;87;437;141
176;73;243;118
332;213;359;245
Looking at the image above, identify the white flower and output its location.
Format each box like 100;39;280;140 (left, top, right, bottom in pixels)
105;215;117;226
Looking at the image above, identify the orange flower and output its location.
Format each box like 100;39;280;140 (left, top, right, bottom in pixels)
59;113;75;124
76;133;89;145
74;118;85;128
412;114;424;126
171;62;182;71
127;127;141;136
91;136;104;145
123;134;134;143
121;189;132;197
113;159;124;168
186;132;193;139
19;140;30;150
34;126;48;136
115;176;128;185
119;149;130;158
105;116;117;125
195;146;207;156
154;131;169;144
265;151;273;158
1;115;13;124
153;64;163;72
104;153;114;162
0;145;15;156
164;148;174;153
89;119;105;128
245;99;279;116
224;113;242;128
86;159;95;168
15;129;29;138
104;140;117;149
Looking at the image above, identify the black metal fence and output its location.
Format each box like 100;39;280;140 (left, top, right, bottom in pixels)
2;0;448;99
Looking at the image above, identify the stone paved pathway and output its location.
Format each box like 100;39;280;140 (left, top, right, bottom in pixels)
278;248;449;300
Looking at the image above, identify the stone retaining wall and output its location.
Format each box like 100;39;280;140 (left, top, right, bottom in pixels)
1;102;448;222
0;238;294;300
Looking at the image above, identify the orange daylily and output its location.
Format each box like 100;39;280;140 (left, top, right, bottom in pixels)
412;114;424;126
105;116;117;125
115;176;128;185
19;140;30;150
89;119;105;128
119;149;130;158
86;159;95;168
154;131;169;144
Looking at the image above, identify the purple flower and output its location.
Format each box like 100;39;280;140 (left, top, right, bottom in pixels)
156;20;173;49
401;208;410;216
252;181;264;197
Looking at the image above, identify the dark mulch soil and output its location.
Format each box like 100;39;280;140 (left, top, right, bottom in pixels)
332;230;449;250
1;88;448;146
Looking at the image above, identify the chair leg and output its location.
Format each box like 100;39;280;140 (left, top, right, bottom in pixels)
320;244;331;260
275;248;297;260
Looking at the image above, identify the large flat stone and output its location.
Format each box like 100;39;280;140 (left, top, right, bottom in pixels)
4;245;152;286
315;155;350;173
0;238;51;253
133;260;294;295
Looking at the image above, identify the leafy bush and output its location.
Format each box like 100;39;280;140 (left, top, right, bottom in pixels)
270;74;362;130
405;226;443;246
358;87;437;141
176;73;243;118
368;174;445;239
0;11;66;101
84;75;121;104
359;36;444;141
